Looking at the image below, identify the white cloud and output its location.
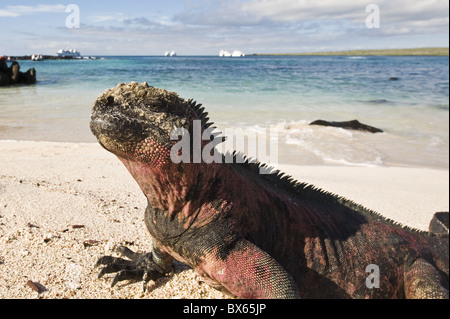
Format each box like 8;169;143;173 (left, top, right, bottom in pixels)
3;0;447;55
240;0;360;21
89;15;122;23
0;4;66;17
170;0;449;52
0;10;17;17
175;0;449;32
239;0;449;23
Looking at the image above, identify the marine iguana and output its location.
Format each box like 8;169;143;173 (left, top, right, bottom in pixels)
90;82;449;299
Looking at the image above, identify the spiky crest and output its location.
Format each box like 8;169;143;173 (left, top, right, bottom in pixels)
188;103;438;237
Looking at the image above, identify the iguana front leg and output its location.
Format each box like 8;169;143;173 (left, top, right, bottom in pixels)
96;242;173;290
194;238;300;299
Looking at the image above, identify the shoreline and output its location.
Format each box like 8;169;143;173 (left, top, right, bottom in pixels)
253;47;449;56
1;140;449;298
1;131;448;170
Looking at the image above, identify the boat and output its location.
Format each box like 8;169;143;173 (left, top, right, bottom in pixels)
57;49;81;58
164;50;177;57
220;50;245;57
31;54;44;61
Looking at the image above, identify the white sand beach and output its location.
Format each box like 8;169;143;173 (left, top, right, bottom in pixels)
0;140;448;299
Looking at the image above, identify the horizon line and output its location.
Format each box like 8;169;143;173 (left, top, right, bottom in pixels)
3;47;449;57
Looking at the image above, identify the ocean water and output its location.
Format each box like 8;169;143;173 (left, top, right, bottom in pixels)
0;55;448;168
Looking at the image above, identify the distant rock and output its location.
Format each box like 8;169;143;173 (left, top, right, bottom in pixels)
0;58;36;86
5;55;77;60
367;99;390;104
309;119;383;133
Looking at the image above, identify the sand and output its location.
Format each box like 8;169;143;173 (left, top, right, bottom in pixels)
0;140;448;299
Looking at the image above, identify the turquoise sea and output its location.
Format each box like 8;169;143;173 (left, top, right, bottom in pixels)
0;55;448;168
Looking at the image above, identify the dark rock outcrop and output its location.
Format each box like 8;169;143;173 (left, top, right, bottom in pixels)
0;58;36;86
7;55;77;60
310;119;383;133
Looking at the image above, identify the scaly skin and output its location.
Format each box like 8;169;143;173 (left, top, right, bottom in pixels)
91;82;449;299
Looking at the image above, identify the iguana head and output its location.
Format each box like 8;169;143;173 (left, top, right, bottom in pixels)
90;81;207;169
90;82;220;215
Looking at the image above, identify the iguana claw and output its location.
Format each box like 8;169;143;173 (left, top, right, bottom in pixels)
96;246;168;291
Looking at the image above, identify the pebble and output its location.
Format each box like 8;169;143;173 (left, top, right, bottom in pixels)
26;280;46;293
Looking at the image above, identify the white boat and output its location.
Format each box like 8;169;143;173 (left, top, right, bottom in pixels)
31;54;44;61
57;49;81;58
165;50;177;57
220;50;245;57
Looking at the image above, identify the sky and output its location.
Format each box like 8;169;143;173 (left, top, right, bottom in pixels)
1;0;448;56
